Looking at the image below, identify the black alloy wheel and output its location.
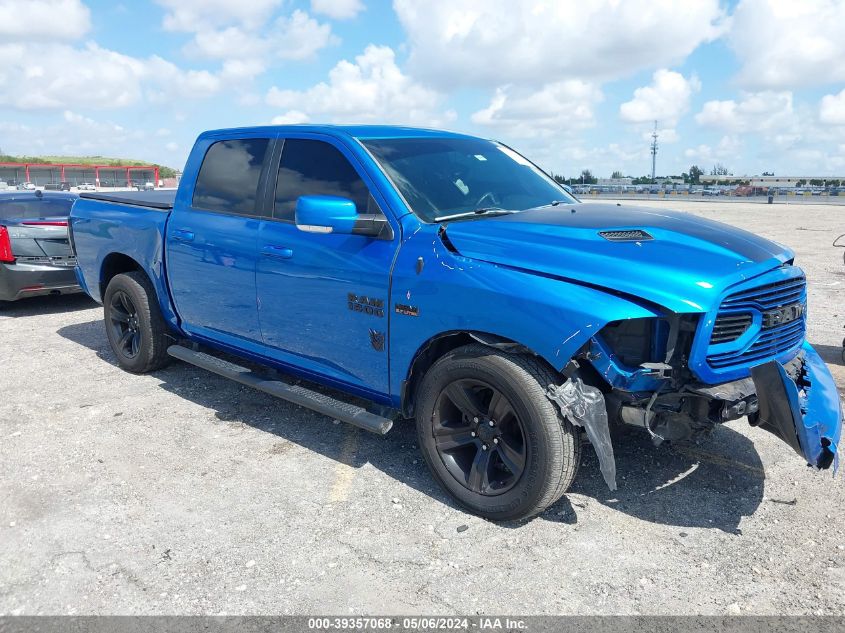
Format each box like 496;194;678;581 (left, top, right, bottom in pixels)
415;344;581;521
108;289;142;358
432;378;527;495
103;271;171;373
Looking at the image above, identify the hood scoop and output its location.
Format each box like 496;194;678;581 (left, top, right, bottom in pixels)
599;229;653;242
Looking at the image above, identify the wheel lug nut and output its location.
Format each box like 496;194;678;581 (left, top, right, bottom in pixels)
473;417;479;424
488;420;495;427
493;438;499;444
471;431;476;437
482;444;488;451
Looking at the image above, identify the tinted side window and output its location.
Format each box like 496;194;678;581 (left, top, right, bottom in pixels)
274;139;369;221
192;138;270;215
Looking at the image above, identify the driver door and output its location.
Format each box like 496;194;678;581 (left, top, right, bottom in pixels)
255;136;398;397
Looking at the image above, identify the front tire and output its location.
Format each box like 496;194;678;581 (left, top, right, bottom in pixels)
103;271;171;373
415;344;580;521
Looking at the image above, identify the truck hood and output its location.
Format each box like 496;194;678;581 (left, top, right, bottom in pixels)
441;203;794;314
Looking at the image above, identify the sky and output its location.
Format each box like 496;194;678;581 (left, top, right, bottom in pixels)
2;0;845;178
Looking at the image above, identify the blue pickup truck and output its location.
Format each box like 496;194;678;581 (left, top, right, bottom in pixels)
70;125;841;520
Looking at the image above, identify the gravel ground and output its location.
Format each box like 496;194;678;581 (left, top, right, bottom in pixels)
1;200;844;616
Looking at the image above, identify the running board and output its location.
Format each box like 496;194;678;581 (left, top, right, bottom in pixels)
167;345;393;435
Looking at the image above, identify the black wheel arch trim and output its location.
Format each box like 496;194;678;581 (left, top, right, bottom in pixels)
401;330;552;418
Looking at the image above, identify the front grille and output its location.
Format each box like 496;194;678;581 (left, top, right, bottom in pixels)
710;313;753;344
717;276;805;311
706;274;806;370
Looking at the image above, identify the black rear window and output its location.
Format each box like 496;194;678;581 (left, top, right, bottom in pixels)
192;138;271;215
0;197;75;220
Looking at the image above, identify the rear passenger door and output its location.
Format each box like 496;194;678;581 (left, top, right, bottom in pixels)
166;136;273;346
255;136;398;397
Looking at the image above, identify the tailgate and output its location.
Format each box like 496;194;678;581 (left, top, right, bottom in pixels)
5;221;76;265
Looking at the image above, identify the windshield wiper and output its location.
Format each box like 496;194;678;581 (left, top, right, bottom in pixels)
434;207;515;222
533;200;571;209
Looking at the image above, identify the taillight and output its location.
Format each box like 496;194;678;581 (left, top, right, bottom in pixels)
21;221;68;226
0;226;14;263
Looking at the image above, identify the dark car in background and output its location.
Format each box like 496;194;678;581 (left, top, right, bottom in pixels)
0;191;80;303
44;182;72;191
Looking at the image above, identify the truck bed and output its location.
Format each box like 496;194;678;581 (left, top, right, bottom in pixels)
78;190;176;210
70;192;173;307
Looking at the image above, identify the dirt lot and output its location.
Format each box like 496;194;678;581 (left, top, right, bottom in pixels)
1;200;844;616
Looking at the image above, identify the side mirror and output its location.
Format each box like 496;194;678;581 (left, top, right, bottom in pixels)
295;195;392;239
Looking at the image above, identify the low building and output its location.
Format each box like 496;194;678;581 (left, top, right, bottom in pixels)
700;175;845;187
0;162;160;187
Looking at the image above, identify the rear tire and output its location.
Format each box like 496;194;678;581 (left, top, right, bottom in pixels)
103;271;171;373
415;344;580;521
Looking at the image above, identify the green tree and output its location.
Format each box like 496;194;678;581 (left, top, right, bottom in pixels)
795;179;807;187
689;165;703;184
611;170;624;179
548;171;565;184
710;163;729;176
580;169;597;184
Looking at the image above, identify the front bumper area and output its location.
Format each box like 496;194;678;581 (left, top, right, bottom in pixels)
751;342;841;471
0;261;81;301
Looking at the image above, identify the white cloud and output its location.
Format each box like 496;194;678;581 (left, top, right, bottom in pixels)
3;110;143;157
643;127;679;144
471;81;602;139
171;4;336;81
820;89;845;125
266;45;455;126
0;42;223;110
692;89;845;174
220;59;267;81
0;0;90;41
684;135;742;165
273;10;338;60
156;0;282;31
620;70;701;124
394;0;726;88
189;26;267;60
695;91;794;133
144;57;223;102
271;111;311;125
0;43;143;109
729;0;845;89
311;0;364;20
0;109;190;168
189;11;335;62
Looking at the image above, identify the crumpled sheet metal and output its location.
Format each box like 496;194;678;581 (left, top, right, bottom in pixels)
548;378;617;490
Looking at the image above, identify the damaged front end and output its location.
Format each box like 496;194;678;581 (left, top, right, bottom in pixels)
546;314;842;491
750;342;841;471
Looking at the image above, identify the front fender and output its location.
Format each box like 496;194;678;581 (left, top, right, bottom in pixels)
388;222;662;400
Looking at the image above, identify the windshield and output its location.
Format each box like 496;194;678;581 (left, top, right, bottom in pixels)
360;137;575;222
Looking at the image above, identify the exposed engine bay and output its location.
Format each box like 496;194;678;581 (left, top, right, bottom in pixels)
546;312;839;490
